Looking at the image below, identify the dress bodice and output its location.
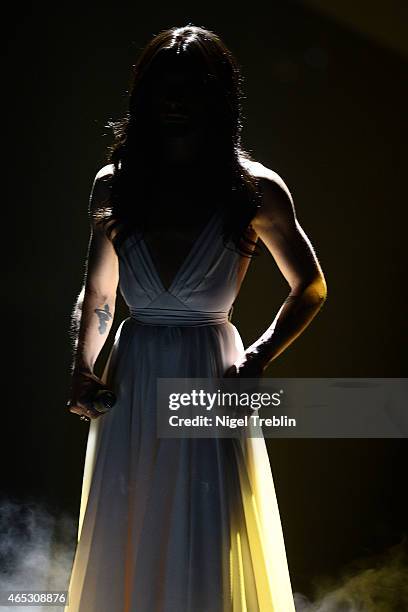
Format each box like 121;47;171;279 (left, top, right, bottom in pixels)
117;209;242;326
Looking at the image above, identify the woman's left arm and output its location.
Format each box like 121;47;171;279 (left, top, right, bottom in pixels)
229;166;327;377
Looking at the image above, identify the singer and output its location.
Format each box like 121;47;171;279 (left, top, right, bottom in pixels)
65;24;326;611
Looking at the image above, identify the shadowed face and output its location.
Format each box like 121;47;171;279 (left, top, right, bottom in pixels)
144;54;214;136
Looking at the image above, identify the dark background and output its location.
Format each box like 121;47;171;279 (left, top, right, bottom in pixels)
2;0;407;601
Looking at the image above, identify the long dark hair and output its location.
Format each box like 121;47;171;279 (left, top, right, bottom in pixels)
96;24;262;258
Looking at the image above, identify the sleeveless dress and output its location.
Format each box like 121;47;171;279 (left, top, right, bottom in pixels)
65;208;296;611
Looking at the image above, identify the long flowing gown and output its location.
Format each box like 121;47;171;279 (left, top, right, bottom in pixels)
65;208;296;611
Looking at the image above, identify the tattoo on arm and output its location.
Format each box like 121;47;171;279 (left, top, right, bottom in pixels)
94;304;113;335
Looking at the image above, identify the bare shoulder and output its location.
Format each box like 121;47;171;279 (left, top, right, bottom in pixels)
89;164;114;208
94;163;115;185
242;159;296;233
88;164;115;233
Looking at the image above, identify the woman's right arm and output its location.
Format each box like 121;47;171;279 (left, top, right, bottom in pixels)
68;165;119;419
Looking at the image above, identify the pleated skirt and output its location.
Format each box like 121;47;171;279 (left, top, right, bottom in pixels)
65;317;296;612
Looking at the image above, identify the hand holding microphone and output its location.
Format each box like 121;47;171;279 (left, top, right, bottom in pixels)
67;369;116;421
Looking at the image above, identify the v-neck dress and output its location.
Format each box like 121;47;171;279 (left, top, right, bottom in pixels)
65;208;296;612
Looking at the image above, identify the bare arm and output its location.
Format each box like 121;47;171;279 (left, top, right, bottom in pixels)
70;164;119;375
229;164;327;376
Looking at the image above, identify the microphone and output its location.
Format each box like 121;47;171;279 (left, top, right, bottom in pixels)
92;389;117;413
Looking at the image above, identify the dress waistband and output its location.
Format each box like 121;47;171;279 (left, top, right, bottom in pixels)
129;307;231;327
